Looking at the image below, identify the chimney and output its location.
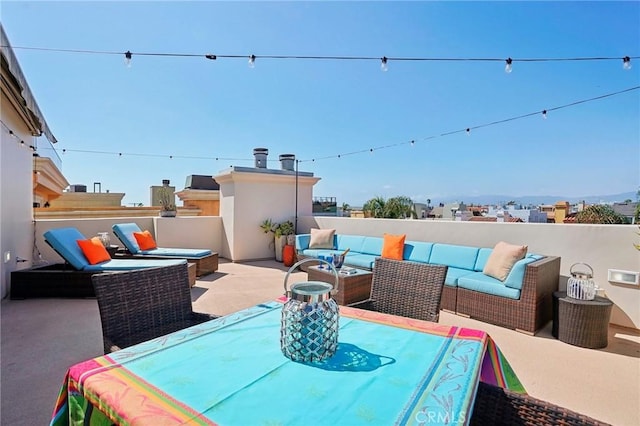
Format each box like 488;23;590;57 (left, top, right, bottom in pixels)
162;179;170;186
279;154;295;171
253;148;268;168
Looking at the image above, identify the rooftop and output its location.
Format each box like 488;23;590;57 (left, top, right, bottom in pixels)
2;259;639;425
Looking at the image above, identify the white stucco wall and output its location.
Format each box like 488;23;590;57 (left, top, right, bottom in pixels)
298;216;640;329
1;101;36;298
215;168;319;261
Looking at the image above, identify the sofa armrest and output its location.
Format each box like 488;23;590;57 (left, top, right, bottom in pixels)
295;234;311;252
522;256;561;300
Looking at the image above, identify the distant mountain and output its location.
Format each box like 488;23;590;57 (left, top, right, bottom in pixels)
438;191;637;206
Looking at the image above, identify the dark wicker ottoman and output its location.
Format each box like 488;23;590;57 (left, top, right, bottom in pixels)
556;292;613;349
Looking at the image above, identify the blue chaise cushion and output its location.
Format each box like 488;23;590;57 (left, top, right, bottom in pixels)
113;223;212;258
44;227;91;270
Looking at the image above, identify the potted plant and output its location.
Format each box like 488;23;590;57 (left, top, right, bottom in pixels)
159;186;177;217
260;219;294;262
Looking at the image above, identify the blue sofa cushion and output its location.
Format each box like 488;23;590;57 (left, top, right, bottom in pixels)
360;237;383;256
295;234;311;251
347;254;377;270
504;257;538;290
474;248;493;271
444;267;476;287
44;227;91;270
403;241;434;264
458;272;521;299
336;235;365;253
430;244;479;271
299;248;338;259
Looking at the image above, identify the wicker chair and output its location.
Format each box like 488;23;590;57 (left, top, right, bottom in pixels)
471;382;610;425
350;258;448;322
91;262;217;354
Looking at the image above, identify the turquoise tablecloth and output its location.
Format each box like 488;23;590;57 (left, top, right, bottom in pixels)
52;301;524;425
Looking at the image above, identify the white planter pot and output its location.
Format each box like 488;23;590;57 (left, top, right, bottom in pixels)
274;236;286;262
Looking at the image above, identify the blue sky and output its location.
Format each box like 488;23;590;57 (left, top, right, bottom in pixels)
3;1;639;207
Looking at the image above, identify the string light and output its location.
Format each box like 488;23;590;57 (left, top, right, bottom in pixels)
381;56;388;72
410;140;415;147
542;110;547;119
124;50;132;67
248;54;256;68
505;57;513;73
3;86;638;167
623;56;632;70
3;45;636;70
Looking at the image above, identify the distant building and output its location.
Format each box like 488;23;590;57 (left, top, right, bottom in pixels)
612;202;638;224
313;197;338;216
487;204;547;223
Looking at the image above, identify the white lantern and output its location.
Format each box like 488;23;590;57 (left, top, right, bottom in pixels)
567;263;596;300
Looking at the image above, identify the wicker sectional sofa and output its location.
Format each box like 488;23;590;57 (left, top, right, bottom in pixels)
295;233;560;334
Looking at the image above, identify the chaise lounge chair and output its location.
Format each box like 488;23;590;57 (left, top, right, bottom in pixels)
43;227;187;272
111;222;218;276
10;228;188;299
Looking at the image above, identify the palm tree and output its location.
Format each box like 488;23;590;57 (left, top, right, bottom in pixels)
385;196;417;219
362;196;386;218
362;195;416;219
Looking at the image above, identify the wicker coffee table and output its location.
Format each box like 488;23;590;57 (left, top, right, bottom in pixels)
554;291;613;349
307;266;373;305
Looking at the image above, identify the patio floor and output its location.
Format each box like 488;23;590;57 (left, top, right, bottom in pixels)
1;259;639;425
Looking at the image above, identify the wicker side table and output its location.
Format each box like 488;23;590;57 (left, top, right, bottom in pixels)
307;266;373;306
555;291;613;349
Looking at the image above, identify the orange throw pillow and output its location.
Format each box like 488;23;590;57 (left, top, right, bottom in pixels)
381;233;406;260
133;230;157;250
77;237;111;265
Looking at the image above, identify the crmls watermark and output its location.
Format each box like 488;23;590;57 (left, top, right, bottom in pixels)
415;410;467;424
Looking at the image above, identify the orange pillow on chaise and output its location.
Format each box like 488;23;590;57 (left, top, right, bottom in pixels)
133;230;158;250
77;237;111;265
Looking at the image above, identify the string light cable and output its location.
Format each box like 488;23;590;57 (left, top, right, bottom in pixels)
11;85;637;164
0;45;637;70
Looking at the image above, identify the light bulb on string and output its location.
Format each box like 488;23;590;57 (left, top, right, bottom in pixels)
381;56;388;72
623;56;632;70
410;140;415;147
542;110;547;119
124;51;132;68
505;57;513;73
370;148;374;154
466;128;470;136
248;55;256;68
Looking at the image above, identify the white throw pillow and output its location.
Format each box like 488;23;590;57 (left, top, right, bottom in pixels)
483;241;528;282
309;228;336;249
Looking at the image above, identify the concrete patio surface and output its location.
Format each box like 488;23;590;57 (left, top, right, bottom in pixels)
1;259;639;425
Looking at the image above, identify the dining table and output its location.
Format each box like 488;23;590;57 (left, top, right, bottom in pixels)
51;299;525;425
